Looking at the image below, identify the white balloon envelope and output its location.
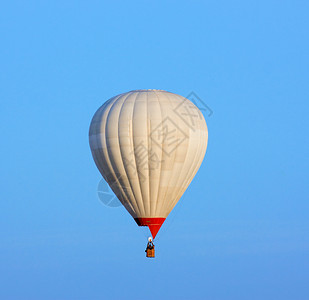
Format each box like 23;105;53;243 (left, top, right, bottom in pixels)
89;89;208;238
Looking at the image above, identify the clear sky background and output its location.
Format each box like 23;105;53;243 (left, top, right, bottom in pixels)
1;1;308;299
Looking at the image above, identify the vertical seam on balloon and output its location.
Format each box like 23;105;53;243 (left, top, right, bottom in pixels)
161;94;192;213
162;93;191;215
131;92;146;216
89;104;105;175
156;91;180;217
105;95;136;215
165;96;200;213
152;90;164;217
91;98;117;181
95;98;121;179
166;98;207;213
117;92;142;216
91;97;124;205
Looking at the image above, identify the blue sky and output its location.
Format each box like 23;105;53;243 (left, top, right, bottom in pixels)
1;1;308;299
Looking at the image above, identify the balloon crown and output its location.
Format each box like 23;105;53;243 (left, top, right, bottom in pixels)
129;89;166;92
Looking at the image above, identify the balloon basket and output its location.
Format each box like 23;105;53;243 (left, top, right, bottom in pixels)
146;248;155;258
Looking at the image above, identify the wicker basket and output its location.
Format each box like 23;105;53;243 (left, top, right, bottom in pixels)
146;247;155;258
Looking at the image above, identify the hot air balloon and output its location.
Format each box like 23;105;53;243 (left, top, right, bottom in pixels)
89;89;208;250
